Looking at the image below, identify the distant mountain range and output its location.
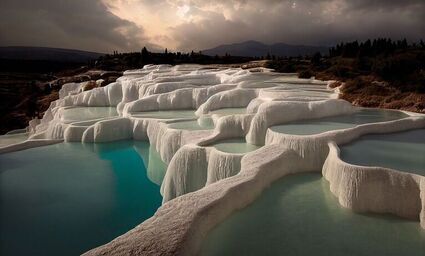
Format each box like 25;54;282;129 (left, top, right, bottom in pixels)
202;40;329;57
0;46;104;63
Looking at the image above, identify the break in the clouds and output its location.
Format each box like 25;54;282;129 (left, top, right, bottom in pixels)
0;0;424;53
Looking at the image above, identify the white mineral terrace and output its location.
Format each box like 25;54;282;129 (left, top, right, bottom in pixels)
1;64;424;255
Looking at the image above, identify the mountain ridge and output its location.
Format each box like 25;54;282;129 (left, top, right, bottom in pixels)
202;40;329;57
0;46;104;63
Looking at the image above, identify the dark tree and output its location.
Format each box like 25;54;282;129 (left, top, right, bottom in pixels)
311;52;322;66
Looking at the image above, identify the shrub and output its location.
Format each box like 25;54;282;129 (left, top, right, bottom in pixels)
342;78;366;93
298;69;314;78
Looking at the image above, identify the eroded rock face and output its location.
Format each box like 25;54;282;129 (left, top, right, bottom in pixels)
2;64;424;255
323;141;423;220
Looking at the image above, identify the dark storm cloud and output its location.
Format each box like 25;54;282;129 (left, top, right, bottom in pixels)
345;0;425;10
169;0;425;50
0;0;151;52
0;0;424;52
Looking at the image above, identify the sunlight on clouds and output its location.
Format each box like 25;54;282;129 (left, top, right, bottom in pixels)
102;0;179;49
177;4;190;19
1;0;423;53
101;0;232;50
99;0;424;52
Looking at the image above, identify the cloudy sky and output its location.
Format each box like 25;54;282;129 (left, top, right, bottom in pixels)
0;0;424;53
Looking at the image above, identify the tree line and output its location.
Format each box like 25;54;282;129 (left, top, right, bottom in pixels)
95;47;256;71
329;38;425;58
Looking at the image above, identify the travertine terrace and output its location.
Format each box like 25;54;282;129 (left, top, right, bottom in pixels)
1;64;424;255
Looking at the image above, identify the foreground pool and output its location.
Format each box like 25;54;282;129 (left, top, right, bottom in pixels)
0;141;166;256
201;174;425;256
270;108;408;135
340;129;425;176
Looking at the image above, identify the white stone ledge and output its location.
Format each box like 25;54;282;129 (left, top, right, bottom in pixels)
0;139;63;154
83;144;312;256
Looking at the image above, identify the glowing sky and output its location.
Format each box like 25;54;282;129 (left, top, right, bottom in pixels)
0;0;424;53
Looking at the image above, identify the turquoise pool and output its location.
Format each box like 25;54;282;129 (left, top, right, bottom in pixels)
340;129;425;176
209;108;246;116
131;110;196;119
270;109;408;135
201;174;425;256
211;138;261;154
168;117;215;131
0;141;166;256
60;107;118;123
